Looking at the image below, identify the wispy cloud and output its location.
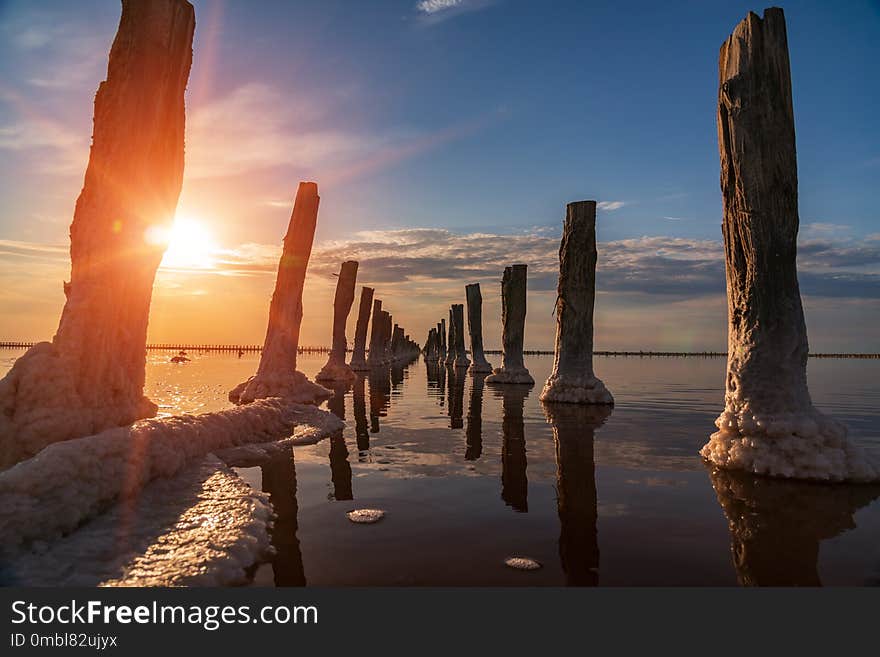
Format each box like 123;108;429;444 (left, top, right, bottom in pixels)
0;113;89;176
415;0;497;24
0;6;111;90
0;239;67;260
803;222;852;238
184;82;379;179
597;201;627;211
185;82;502;182
417;0;465;13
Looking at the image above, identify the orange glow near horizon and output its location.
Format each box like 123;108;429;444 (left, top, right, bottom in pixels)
146;215;219;271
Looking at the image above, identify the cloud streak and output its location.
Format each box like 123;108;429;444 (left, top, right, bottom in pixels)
415;0;497;24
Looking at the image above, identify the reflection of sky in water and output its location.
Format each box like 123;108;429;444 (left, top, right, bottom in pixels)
3;350;879;585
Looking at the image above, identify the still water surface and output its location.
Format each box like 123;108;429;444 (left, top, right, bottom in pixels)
3;349;879;586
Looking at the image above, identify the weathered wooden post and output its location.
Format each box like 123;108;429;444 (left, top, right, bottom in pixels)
349;286;374;371
317;261;359;383
700;7;877;481
229;182;331;405
449;304;470;368
465;283;493;374
366;299;384;367
0;0;195;469
540;201;613;404
382;312;393;363
486;264;534;384
443;308;455;365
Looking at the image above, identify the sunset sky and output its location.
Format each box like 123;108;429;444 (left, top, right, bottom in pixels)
0;0;878;351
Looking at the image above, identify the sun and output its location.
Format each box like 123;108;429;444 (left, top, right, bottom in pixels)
146;215;219;270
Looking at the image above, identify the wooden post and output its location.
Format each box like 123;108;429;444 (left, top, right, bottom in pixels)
465;283;492;373
540;201;612;404
349;286;374;370
317;260;359;382
229;182;331;405
0;0;195;469
701;8;877;481
486;265;534;384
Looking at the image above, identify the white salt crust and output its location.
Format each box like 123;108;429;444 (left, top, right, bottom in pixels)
315;360;358;384
229;370;333;406
347;509;386;524
6;455;274;587
701;404;880;483
485;367;534;385
0;400;343;554
539;373;614;405
504;557;542;571
467;361;494;374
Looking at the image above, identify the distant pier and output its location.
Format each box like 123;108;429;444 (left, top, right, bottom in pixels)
1;342;878;359
0;342;328;355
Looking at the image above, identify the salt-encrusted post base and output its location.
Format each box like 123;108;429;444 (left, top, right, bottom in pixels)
540;373;613;405
486;367;535;385
702;406;880;483
315;362;358;385
229;371;332;406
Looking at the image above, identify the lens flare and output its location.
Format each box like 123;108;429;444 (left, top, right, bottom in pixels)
146;215;218;270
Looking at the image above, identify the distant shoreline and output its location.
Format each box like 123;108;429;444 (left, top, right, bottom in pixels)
2;341;878;359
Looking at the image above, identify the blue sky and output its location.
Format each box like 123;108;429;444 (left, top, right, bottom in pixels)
0;0;878;350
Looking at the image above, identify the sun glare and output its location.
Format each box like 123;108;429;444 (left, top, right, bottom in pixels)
146;215;219;270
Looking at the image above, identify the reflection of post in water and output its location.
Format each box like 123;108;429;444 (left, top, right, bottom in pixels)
391;361;405;390
261;446;305;586
352;374;370;455
328;432;353;501
499;385;532;512
466;372;488;460
367;366;390;434
708;467;880;586
447;365;466;430
426;359;445;406
545;403;612;586
326;382;350;421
